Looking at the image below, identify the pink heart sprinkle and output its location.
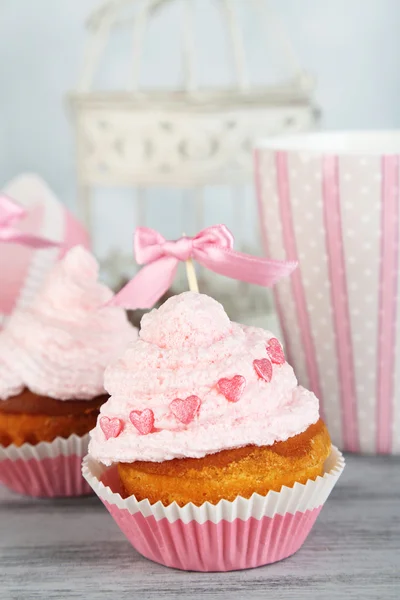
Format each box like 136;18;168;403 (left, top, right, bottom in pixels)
170;395;201;425
253;358;273;382
217;375;246;403
100;416;123;440
267;337;285;365
129;409;155;435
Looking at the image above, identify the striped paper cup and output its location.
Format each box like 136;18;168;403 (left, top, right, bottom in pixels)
0;173;90;327
82;446;344;572
255;131;400;454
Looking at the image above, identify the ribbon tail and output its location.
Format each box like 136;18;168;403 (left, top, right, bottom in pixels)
107;256;179;309
195;247;297;287
0;231;60;249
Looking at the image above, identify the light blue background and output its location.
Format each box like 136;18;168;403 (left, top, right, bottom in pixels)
1;0;399;258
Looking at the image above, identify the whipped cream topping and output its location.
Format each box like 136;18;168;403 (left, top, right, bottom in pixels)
0;337;24;400
89;292;319;464
0;246;137;401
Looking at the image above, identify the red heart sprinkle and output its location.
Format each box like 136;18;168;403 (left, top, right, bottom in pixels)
267;338;285;365
129;409;155;435
253;358;273;382
170;396;201;425
100;416;123;440
217;375;246;403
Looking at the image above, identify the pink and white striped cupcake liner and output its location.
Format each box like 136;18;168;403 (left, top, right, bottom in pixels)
0;433;92;497
82;446;344;572
255;132;400;454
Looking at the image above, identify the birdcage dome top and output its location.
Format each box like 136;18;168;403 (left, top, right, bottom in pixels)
75;0;314;105
70;0;317;190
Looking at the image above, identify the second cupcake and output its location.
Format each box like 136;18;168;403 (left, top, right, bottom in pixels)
0;246;137;497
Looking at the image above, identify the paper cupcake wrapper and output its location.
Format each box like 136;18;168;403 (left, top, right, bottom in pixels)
0;433;92;498
255;142;400;454
82;445;344;571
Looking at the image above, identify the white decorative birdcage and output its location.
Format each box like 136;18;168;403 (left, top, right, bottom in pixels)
69;0;318;324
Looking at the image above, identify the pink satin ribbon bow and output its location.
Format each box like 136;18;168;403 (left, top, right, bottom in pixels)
0;194;59;248
109;225;297;309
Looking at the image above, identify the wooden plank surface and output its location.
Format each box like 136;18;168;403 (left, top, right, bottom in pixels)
1;454;399;600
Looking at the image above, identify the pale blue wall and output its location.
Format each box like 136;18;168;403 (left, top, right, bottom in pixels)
1;0;399;258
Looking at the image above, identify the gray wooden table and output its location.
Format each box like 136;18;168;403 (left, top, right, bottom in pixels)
1;454;399;600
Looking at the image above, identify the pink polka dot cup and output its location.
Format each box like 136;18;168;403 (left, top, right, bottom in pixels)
255;131;400;454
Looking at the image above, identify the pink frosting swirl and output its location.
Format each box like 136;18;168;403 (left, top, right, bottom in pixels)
89;292;319;464
0;337;24;400
0;246;137;400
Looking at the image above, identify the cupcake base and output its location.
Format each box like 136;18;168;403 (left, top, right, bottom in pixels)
0;433;92;497
82;446;345;572
118;419;331;506
0;390;105;447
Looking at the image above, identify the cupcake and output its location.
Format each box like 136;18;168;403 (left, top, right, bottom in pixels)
0;246;137;497
84;292;344;571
